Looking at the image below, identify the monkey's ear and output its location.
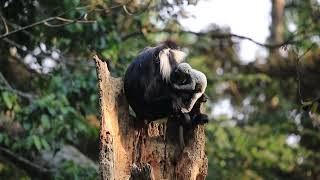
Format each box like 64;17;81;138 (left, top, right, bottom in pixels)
170;49;186;63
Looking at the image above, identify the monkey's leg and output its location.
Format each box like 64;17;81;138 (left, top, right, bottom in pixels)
181;112;191;127
192;114;209;126
181;93;203;113
189;97;209;126
198;93;208;102
179;125;185;149
173;80;196;91
130;163;154;180
178;112;191;149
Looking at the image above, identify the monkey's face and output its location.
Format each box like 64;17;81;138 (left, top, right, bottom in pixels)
171;68;191;85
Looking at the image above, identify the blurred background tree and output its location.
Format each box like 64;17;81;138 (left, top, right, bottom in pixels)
0;0;319;179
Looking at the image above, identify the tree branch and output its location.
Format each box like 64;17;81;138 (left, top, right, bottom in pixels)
122;0;153;16
0;7;95;39
0;146;52;178
294;43;317;103
0;16;55;39
43;15;96;28
0;15;9;35
122;29;299;49
0;72;36;101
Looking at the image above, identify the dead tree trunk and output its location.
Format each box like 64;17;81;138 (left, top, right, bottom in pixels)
93;55;208;180
269;0;285;65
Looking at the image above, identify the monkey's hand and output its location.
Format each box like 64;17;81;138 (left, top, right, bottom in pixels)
198;94;208;102
172;99;183;113
172;81;196;92
192;113;209;126
181;107;190;113
194;84;202;92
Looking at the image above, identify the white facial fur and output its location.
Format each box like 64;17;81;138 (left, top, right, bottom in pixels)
170;49;186;63
159;48;186;82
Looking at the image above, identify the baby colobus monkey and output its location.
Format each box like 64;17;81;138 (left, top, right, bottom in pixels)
171;63;207;114
170;63;208;148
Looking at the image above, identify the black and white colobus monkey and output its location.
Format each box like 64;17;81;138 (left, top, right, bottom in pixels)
124;40;187;122
171;63;207;114
124;41;208;148
170;63;209;147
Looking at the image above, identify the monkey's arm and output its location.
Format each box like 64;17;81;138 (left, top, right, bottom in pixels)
181;92;203;113
181;70;207;113
172;79;196;91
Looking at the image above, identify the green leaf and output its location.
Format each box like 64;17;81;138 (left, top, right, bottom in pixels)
0;134;4;143
311;102;318;114
41;138;50;150
33;135;42;150
2;92;13;109
40;114;50;128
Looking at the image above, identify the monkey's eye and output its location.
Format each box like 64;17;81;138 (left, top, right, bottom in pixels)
182;79;187;83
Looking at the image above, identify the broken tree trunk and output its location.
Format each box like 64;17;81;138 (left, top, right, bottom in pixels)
93;55;208;180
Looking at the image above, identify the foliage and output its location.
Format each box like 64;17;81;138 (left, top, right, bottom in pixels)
54;161;98;180
0;0;320;179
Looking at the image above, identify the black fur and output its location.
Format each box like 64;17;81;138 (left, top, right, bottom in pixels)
124;41;181;121
124;42;209;148
124;41;208;126
170;66;209;126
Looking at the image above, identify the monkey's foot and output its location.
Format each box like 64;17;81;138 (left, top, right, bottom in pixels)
130;163;153;180
199;94;208;102
141;164;153;180
192;113;209;126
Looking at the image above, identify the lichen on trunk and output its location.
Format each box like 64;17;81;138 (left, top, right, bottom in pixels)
93;55;208;180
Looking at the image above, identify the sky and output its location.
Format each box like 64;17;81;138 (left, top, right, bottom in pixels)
179;0;271;116
180;0;271;62
179;0;302;146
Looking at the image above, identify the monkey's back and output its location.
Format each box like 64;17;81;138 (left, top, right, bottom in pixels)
124;47;174;121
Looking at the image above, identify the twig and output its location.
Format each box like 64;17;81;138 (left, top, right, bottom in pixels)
0;15;9;35
0;17;55;39
0;146;52;178
297;44;315;60
122;0;152;16
0;73;11;88
3;38;27;51
1;38;44;75
55;16;94;23
0;1;140;39
0;7;94;39
122;5;134;15
122;29;298;49
0;72;36;102
43;16;96;28
122;31;143;40
294;43;316;103
164;29;297;49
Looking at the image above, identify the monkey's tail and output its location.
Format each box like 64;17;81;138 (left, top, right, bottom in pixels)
179;125;185;149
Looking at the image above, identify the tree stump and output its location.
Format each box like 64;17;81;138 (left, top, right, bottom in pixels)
93;55;208;180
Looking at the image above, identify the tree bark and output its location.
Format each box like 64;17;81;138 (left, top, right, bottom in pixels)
269;0;285;65
93;55;208;180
